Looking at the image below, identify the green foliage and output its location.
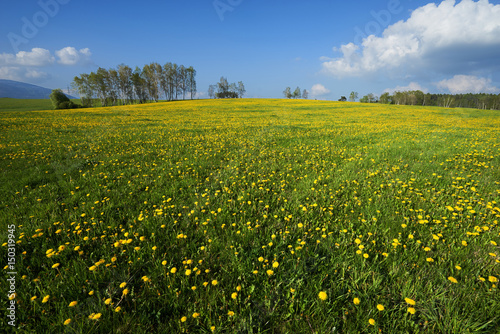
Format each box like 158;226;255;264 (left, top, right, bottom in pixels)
49;89;81;110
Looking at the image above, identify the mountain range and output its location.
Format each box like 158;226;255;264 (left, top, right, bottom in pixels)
0;79;76;99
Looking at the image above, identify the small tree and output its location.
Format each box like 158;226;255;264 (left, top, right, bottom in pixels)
338;96;347;102
349;91;358;102
208;85;216;99
283;87;292;99
293;87;301;99
237;81;246;98
50;89;80;109
302;89;308;99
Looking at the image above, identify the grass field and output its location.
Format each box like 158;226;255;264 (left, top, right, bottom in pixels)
1;99;499;333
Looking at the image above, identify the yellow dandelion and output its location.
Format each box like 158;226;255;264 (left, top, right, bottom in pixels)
258;257;264;262
228;311;235;316
212;279;218;286
369;318;376;325
192;312;200;318
377;304;384;311
42;295;50;303
448;276;458;283
142;276;150;282
122;288;129;296
488;276;498;283
231;292;238;299
353;297;360;305
88;290;94;296
104;298;112;305
69;301;77;307
185;269;192;276
181;316;187;322
52;263;60;269
63;319;71;325
404;298;416;305
272;261;279;268
171;267;177;274
426;258;434;262
407;307;416;314
266;269;274;276
115;306;121;312
162;260;167;266
318;291;327;301
120;282;127;288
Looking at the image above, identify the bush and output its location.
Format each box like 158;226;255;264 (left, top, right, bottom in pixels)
49;89;81;109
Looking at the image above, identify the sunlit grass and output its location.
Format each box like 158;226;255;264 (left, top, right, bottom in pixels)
1;99;499;333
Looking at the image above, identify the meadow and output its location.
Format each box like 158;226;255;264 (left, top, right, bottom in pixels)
1;99;499;333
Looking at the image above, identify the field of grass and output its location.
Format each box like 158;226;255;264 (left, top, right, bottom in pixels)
1;99;499;333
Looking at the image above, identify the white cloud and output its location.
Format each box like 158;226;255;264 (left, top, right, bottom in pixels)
384;82;428;94
321;0;500;78
55;47;92;65
311;84;330;97
436;75;499;94
0;48;54;67
0;66;50;82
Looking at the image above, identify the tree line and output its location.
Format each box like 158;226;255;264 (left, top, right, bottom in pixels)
352;90;500;110
72;62;196;107
208;77;245;99
283;87;308;99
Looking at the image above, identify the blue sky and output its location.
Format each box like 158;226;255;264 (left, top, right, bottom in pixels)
1;0;500;99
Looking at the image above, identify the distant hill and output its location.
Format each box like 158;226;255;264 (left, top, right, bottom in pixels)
0;79;76;99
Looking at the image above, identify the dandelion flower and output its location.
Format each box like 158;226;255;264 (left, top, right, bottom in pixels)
369;318;376;325
231;292;238;299
318;291;327;301
42;295;50;303
63;319;71;325
353;297;360;305
266;270;274;276
52;263;60;269
426;258;434;262
115;306;121;312
122;288;129;296
162;260;167;266
192;312;200;318
258;257;264;262
120;282;127;288
227;311;235;317
448;276;458;283
104;298;112;305
488;276;498;283
171;267;177;274
185;269;192;276
69;301;77;307
181;316;187;322
377;304;384;311
404;298;416;305
407;307;416;314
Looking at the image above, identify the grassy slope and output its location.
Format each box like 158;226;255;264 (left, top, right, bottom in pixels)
0;99;499;333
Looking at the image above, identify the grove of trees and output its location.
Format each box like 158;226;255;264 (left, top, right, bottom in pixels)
72;62;197;107
208;77;245;99
283;87;308;99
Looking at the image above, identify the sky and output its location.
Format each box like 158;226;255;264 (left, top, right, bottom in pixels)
1;0;500;100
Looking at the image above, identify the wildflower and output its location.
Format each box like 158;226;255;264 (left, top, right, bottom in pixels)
42;295;50;303
407;307;416;314
266;269;274;276
69;301;77;307
258;257;264;262
228;311;235;316
377;304;384;311
31;296;37;301
353;297;360;305
104;298;112;305
404;298;416;305
162;260;167;266
185;269;192;276
120;282;127;288
115;306;121;312
192;312;200;318
272;261;279;268
64;319;71;325
448;276;458;283
181;316;187;322
488;276;497;283
231;292;238;299
212;280;218;286
142;276;150;282
89;290;94;296
369;318;376;325
122;288;129;296
318;291;327;301
171;267;177;274
52;263;60;269
426;258;434;262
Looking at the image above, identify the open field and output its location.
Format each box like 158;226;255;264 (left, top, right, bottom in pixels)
1;99;499;333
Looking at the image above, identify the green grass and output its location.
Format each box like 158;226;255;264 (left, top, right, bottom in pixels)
0;99;499;333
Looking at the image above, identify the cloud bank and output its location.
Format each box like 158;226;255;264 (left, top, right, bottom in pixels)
311;84;330;97
0;46;92;82
322;0;500;80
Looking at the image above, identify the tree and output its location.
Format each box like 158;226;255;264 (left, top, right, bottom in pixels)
208;85;216;99
217;76;229;97
283;87;292;99
50;89;79;109
338;96;347;102
349;91;358;102
237;81;246;98
379;92;392;104
302;89;308;99
187;66;197;99
293;87;301;99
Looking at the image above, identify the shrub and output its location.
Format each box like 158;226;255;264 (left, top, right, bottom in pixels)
49;89;81;109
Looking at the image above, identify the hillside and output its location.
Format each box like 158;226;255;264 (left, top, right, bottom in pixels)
0;79;76;99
